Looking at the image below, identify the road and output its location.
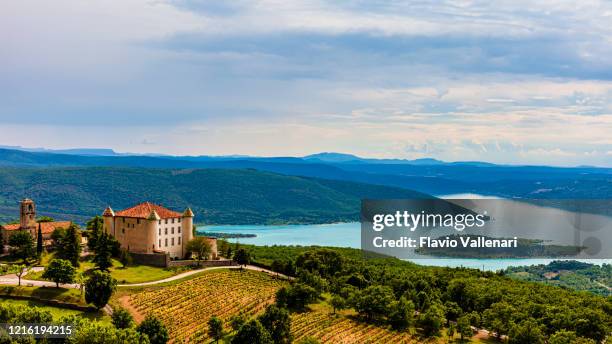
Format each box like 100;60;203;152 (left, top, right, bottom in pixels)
0;265;289;289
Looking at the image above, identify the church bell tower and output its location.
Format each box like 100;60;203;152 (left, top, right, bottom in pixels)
20;199;37;230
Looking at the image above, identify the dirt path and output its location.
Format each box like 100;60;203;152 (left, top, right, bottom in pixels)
118;295;144;323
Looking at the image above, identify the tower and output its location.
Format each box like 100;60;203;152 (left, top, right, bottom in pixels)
20;199;36;229
102;206;115;235
181;207;194;258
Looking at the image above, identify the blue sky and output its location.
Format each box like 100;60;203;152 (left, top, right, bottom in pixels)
1;0;611;166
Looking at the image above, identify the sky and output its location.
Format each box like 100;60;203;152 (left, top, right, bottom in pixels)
1;0;611;167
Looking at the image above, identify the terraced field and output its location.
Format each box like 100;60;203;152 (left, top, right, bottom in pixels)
292;311;416;344
127;269;286;342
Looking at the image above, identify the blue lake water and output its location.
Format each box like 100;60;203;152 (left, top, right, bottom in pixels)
198;222;610;271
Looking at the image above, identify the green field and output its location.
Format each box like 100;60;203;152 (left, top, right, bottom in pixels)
26;252;191;284
0;298;108;321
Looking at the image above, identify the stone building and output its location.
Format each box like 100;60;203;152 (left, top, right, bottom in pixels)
102;202;217;259
0;199;72;246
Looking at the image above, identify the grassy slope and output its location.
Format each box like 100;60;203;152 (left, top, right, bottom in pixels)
0;167;429;225
0;298;107;322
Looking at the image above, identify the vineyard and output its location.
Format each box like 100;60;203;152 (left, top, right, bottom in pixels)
127;269;286;342
292;310;417;344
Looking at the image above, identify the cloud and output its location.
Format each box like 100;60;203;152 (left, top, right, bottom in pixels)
0;0;611;166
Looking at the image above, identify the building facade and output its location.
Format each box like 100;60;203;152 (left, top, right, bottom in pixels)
102;202;216;259
0;199;72;246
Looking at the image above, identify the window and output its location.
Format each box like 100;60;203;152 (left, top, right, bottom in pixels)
137;219;140;224
178;218;181;223
178;227;181;233
158;228;161;235
172;218;175;224
158;220;161;225
165;219;168;224
165;238;168;247
178;237;181;244
171;238;174;245
165;228;168;235
122;217;125;223
159;239;161;247
171;227;174;234
122;228;125;234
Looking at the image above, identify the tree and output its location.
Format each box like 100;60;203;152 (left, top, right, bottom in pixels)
276;283;318;310
388;296;415;330
57;224;81;267
86;216;104;251
185;237;212;265
136;315;169;344
443;301;462;324
230;319;273;344
51;227;66;247
447;323;456;342
92;232;114;271
112;308;135;329
8;231;35;264
119;248;132;268
42;259;76;287
329;295;346;314
549;330;596;344
13;264;29;286
36;223;43;257
230;313;247;332
207;316;224;343
36;216;54;223
74;271;86;299
85;270;116;309
234;248;251;268
482;301;515;340
508;319;544;344
350;285;394;321
456;315;473;342
259;305;292;344
417;303;446;337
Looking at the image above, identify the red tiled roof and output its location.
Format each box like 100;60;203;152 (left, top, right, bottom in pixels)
115;202;182;219
2;221;72;235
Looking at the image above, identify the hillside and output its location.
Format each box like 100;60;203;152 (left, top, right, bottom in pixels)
1;148;610;199
0;167;430;225
505;260;612;296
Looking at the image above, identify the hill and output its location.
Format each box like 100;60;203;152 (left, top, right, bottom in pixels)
0;166;430;225
1;148;610;199
505;260;612;296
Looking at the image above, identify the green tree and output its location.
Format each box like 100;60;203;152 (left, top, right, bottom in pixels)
276;283;318;310
447;323;456;342
58;224;81;267
69;320;149;344
42;259;76;287
417;303;446;337
388;296;415;330
8;231;35;264
549;330;596;344
185;237;212;264
36;216;54;223
482;301;515;340
508;319;544;344
329;295;346;314
36;223;43;256
207;316;224;343
456;315;473;342
85;270;116;310
92;232;114;271
443;301;462;324
112;308;135;329
234;248;251;268
51;227;66;247
13;264;29;286
86;216;104;251
136;315;169;344
230;319;273;344
259;305;292;344
351;285;394;321
119;248;132;268
230;313;247;332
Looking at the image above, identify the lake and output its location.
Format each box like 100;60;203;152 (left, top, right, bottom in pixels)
198;222;610;271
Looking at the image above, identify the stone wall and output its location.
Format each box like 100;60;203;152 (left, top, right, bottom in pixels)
168;259;236;268
129;251;169;267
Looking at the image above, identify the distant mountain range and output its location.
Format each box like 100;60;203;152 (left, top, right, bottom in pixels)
0;147;610;200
